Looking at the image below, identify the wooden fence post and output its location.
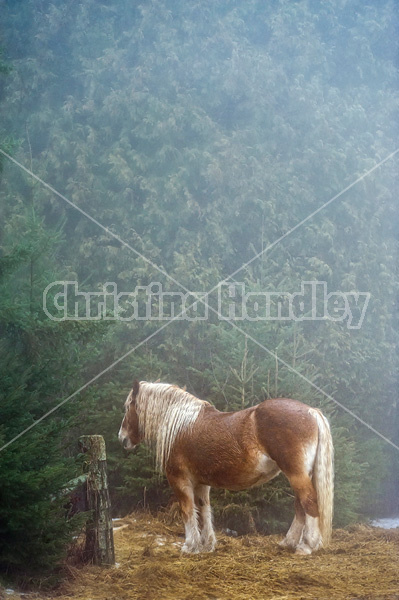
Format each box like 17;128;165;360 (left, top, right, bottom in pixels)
79;435;115;565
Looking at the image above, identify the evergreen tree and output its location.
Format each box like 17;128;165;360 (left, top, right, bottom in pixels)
0;0;397;550
0;209;106;583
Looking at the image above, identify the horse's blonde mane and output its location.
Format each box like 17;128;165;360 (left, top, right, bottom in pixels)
135;381;208;472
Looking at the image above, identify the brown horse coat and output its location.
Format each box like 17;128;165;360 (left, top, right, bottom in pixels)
119;381;334;555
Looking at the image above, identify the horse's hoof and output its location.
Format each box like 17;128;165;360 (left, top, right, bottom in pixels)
295;543;312;555
201;536;217;552
181;544;200;554
279;538;295;550
306;539;322;552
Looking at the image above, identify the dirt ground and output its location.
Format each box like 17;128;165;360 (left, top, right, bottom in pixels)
4;513;399;600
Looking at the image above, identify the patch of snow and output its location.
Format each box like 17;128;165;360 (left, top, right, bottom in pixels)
370;517;399;529
113;524;129;532
155;536;167;546
224;528;238;537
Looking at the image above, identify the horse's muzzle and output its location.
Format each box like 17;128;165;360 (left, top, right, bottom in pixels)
119;433;136;452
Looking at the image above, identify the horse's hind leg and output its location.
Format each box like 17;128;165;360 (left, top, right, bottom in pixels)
279;495;305;550
195;484;216;552
169;475;202;553
287;474;323;555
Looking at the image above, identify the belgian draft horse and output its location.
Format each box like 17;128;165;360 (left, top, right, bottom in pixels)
119;380;334;555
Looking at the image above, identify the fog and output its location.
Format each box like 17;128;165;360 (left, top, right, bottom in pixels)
0;0;398;579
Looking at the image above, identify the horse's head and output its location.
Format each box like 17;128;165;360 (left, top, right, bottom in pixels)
118;379;141;451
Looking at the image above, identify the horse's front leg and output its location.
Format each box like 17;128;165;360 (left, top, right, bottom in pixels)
195;484;216;552
169;475;202;553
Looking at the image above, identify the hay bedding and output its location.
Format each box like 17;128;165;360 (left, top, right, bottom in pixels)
6;514;399;600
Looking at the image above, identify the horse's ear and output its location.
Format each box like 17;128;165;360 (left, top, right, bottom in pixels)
182;385;187;391
132;379;140;398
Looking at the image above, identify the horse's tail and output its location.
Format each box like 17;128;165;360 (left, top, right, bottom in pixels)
310;408;334;546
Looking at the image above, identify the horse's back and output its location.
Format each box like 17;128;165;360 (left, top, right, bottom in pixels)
169;403;279;490
168;398;318;489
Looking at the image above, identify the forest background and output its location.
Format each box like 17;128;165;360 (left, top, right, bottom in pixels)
0;0;398;584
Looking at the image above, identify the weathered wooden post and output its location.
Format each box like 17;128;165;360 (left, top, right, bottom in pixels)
79;435;115;565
